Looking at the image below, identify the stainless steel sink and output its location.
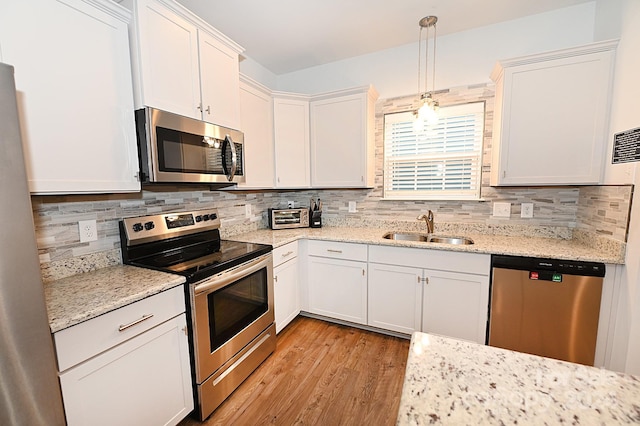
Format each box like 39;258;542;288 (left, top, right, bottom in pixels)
427;235;474;245
382;232;474;245
382;232;430;242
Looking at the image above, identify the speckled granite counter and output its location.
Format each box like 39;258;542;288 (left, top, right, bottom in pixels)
44;265;186;333
397;332;640;425
227;227;625;264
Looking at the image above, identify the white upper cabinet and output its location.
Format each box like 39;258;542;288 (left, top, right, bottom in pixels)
238;75;275;188
490;40;618;186
310;86;378;188
0;0;140;194
273;93;311;188
127;0;243;129
197;29;241;129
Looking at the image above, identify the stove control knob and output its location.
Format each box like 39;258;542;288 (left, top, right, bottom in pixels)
203;214;210;221
210;213;217;220
144;221;155;231
132;223;143;232
195;215;202;222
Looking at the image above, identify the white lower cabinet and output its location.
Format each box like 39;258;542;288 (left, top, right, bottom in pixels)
368;263;423;334
306;241;368;325
422;269;490;344
368;245;490;343
54;286;193;426
273;242;300;333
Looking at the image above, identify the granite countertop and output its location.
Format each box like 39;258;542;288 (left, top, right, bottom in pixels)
397;332;640;425
226;227;625;264
44;265;186;333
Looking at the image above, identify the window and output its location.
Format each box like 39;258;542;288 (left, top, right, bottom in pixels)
383;101;485;200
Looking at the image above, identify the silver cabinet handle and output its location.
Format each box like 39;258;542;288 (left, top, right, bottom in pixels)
274;275;278;282
281;251;294;258
118;313;154;332
206;105;211;114
327;249;343;253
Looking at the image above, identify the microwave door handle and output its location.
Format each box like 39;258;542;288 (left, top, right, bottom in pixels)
225;135;237;181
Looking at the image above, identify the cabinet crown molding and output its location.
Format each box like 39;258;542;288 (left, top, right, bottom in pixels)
490;39;619;82
82;0;132;22
153;0;244;53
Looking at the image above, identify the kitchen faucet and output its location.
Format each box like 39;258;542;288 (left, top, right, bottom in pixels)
417;210;434;234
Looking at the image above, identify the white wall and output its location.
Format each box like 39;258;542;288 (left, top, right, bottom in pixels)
602;0;640;375
239;55;278;89
274;2;597;99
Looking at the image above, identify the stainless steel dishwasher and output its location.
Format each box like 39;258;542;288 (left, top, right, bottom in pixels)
488;255;605;365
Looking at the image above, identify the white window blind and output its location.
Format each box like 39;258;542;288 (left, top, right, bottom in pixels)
383;101;485;200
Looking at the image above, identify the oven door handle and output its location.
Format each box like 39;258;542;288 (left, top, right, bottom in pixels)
194;254;270;296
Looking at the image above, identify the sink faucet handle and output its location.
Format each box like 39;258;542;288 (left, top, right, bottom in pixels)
417;210;435;233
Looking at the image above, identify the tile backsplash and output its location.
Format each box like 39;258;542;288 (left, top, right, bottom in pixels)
32;83;633;282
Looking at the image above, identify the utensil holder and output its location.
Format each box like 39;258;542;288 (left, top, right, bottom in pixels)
310;210;322;228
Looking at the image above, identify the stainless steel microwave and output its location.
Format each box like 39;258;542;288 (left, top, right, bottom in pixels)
134;107;244;184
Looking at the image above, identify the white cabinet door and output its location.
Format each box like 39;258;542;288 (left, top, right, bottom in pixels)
0;0;140;194
198;29;241;129
273;95;310;188
59;314;193;426
422;269;489;344
307;256;367;325
368;263;422;335
310;86;377;188
274;257;300;333
238;76;275;188
134;0;201;119
490;41;617;186
130;0;243;127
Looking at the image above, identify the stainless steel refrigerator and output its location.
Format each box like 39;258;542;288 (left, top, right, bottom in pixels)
0;62;66;425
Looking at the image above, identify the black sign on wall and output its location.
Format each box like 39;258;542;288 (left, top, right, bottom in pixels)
612;127;640;164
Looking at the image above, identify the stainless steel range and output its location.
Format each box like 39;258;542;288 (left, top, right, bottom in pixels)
120;209;276;420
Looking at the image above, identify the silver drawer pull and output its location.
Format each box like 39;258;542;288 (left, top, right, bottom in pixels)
118;313;154;332
327;249;343;253
281;251;294;258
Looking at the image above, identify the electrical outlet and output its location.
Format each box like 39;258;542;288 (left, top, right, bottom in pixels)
78;220;98;243
492;202;511;218
245;203;251;218
348;201;357;213
521;203;534;218
287;200;294;208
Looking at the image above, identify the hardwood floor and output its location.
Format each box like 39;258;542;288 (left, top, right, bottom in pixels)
180;316;410;426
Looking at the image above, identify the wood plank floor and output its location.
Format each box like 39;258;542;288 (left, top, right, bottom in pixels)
179;316;410;426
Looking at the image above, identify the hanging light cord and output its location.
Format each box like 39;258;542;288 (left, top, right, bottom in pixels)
417;21;437;99
432;22;437;97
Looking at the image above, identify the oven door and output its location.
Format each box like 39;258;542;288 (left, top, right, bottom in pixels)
192;253;274;382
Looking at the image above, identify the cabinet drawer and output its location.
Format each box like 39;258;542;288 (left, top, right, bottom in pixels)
273;242;298;267
369;245;490;276
54;285;185;372
307;240;367;261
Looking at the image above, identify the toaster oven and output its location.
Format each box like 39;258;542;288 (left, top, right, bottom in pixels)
268;208;309;229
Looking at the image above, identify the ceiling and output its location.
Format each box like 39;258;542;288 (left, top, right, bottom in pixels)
176;0;594;75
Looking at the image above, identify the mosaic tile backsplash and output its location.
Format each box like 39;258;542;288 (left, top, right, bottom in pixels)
32;83;633;282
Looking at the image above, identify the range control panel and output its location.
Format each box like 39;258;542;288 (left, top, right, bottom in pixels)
121;209;221;246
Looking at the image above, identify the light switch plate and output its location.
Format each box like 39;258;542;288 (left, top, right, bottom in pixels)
521;203;534;218
493;202;511;218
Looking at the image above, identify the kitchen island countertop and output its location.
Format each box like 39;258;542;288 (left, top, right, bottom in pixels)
227;227;625;264
397;332;640;425
44;265;186;333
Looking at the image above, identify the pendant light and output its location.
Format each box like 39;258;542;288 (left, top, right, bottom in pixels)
414;15;439;126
